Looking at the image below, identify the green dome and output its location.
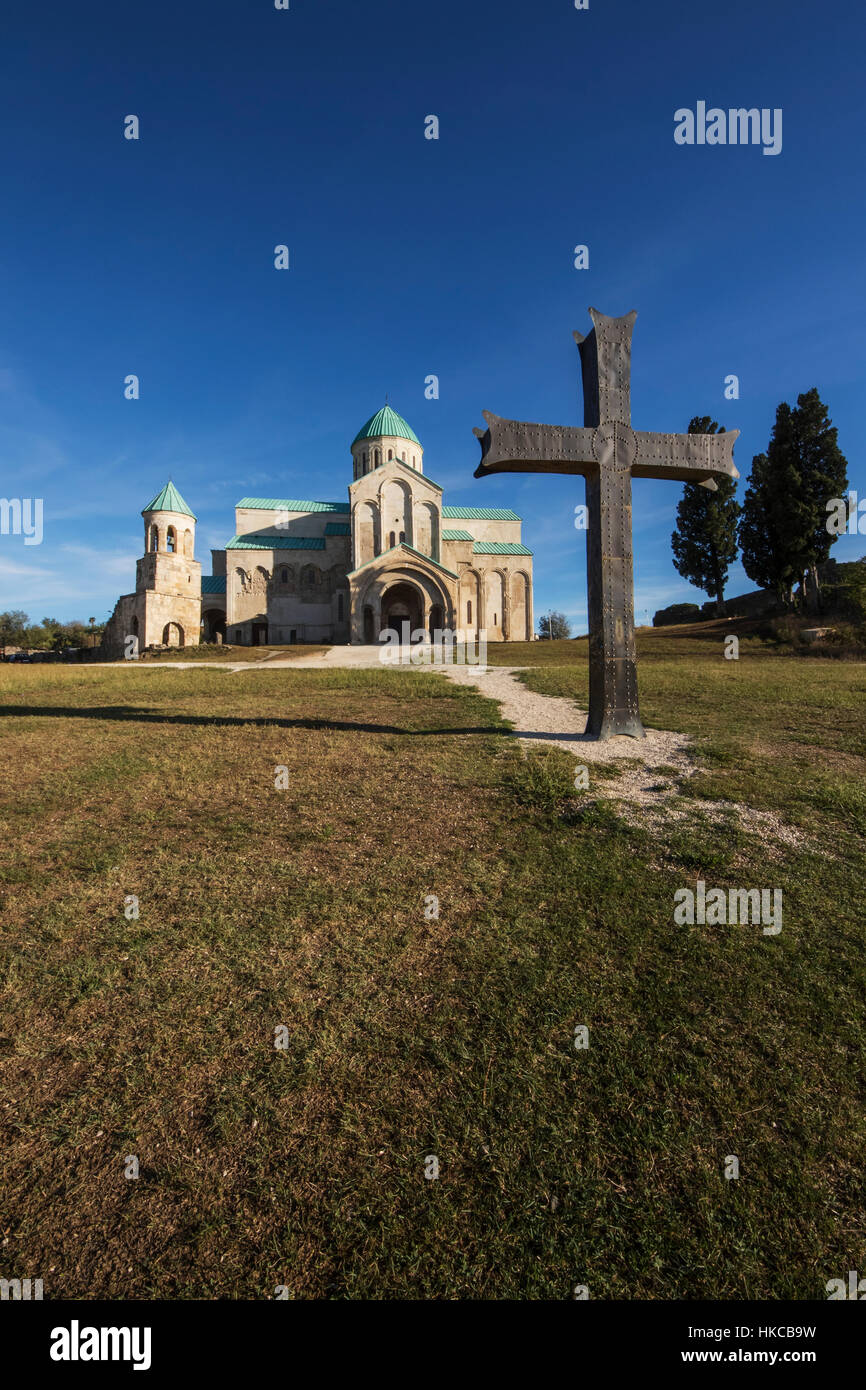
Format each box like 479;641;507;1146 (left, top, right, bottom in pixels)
352;405;421;449
141;481;196;520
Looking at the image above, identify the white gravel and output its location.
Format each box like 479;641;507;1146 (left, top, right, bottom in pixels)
439;663;696;795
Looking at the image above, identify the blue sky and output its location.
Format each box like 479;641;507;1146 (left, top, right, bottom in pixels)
1;0;864;629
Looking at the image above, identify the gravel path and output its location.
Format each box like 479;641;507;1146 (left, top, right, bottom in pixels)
438;664;697;802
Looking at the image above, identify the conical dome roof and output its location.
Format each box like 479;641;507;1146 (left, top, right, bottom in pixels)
141;481;196;519
351;405;420;448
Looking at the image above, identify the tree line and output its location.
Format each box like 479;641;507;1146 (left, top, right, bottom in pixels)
670;389;850;615
0;612;105;655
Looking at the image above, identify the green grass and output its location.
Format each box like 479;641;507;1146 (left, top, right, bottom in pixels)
0;654;864;1300
504;636;866;836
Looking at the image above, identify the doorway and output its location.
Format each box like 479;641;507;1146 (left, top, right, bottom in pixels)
381;581;423;641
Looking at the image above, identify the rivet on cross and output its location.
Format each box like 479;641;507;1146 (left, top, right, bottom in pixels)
473;308;739;740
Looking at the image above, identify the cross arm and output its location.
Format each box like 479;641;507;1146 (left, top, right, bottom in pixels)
473;411;596;478
631;428;740;486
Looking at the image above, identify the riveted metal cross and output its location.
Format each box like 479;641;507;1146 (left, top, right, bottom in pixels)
473;308;739;739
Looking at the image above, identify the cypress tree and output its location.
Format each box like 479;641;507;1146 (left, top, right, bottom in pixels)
739;392;848;609
670;417;741;615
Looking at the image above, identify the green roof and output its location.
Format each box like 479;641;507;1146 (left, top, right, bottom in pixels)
226;534;326;551
201;575;227;594
324;522;351;536
352;405;421;448
442;528;474;541
347;542;458;581
442;505;521;521
236;497;349;513
472;541;533;556
142;481;196;519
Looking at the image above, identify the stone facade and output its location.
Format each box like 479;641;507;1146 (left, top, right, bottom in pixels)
104;408;533;652
102;491;202;657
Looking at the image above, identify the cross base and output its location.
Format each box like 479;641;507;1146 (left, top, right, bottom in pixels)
585;709;646;741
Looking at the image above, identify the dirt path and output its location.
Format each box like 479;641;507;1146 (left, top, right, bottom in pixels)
438;663;697;803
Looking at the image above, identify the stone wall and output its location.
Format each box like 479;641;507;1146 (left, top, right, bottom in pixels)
100;593;141;660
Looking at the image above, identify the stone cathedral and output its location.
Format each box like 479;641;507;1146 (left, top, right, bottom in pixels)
103;406;533;653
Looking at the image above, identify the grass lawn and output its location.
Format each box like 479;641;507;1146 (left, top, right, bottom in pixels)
0;646;864;1299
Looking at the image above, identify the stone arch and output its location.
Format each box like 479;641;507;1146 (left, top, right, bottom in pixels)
486;569;506;639
428;602;444;639
381;477;413;548
380;579;422;639
459;568;481;634
202;608;226;642
511;570;531;641
358;562;453;643
162;621;184;647
329;564;348;621
300;563;322;596
149;524;160;553
355;499;380;565
167;525;177;554
413;499;440;562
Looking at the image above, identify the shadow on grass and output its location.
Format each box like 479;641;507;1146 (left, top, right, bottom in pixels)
0;703;512;738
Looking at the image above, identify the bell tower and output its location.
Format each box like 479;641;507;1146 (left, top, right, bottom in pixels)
136;481;202;648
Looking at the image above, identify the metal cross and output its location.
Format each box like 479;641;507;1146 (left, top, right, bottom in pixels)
473;308;739;739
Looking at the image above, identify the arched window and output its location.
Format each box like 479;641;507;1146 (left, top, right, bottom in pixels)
399;530;405;543
467;600;472;624
150;525;159;552
167;526;176;553
388;449;393;460
389;530;396;548
374;448;380;466
401;452;405;462
493;613;497;626
363;451;368;470
281;568;288;583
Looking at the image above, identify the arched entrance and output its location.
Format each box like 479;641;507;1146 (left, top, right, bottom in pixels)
162;622;184;647
428;603;443;639
381;581;423;641
202;609;226;642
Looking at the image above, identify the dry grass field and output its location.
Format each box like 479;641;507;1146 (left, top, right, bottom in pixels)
1;637;864;1298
